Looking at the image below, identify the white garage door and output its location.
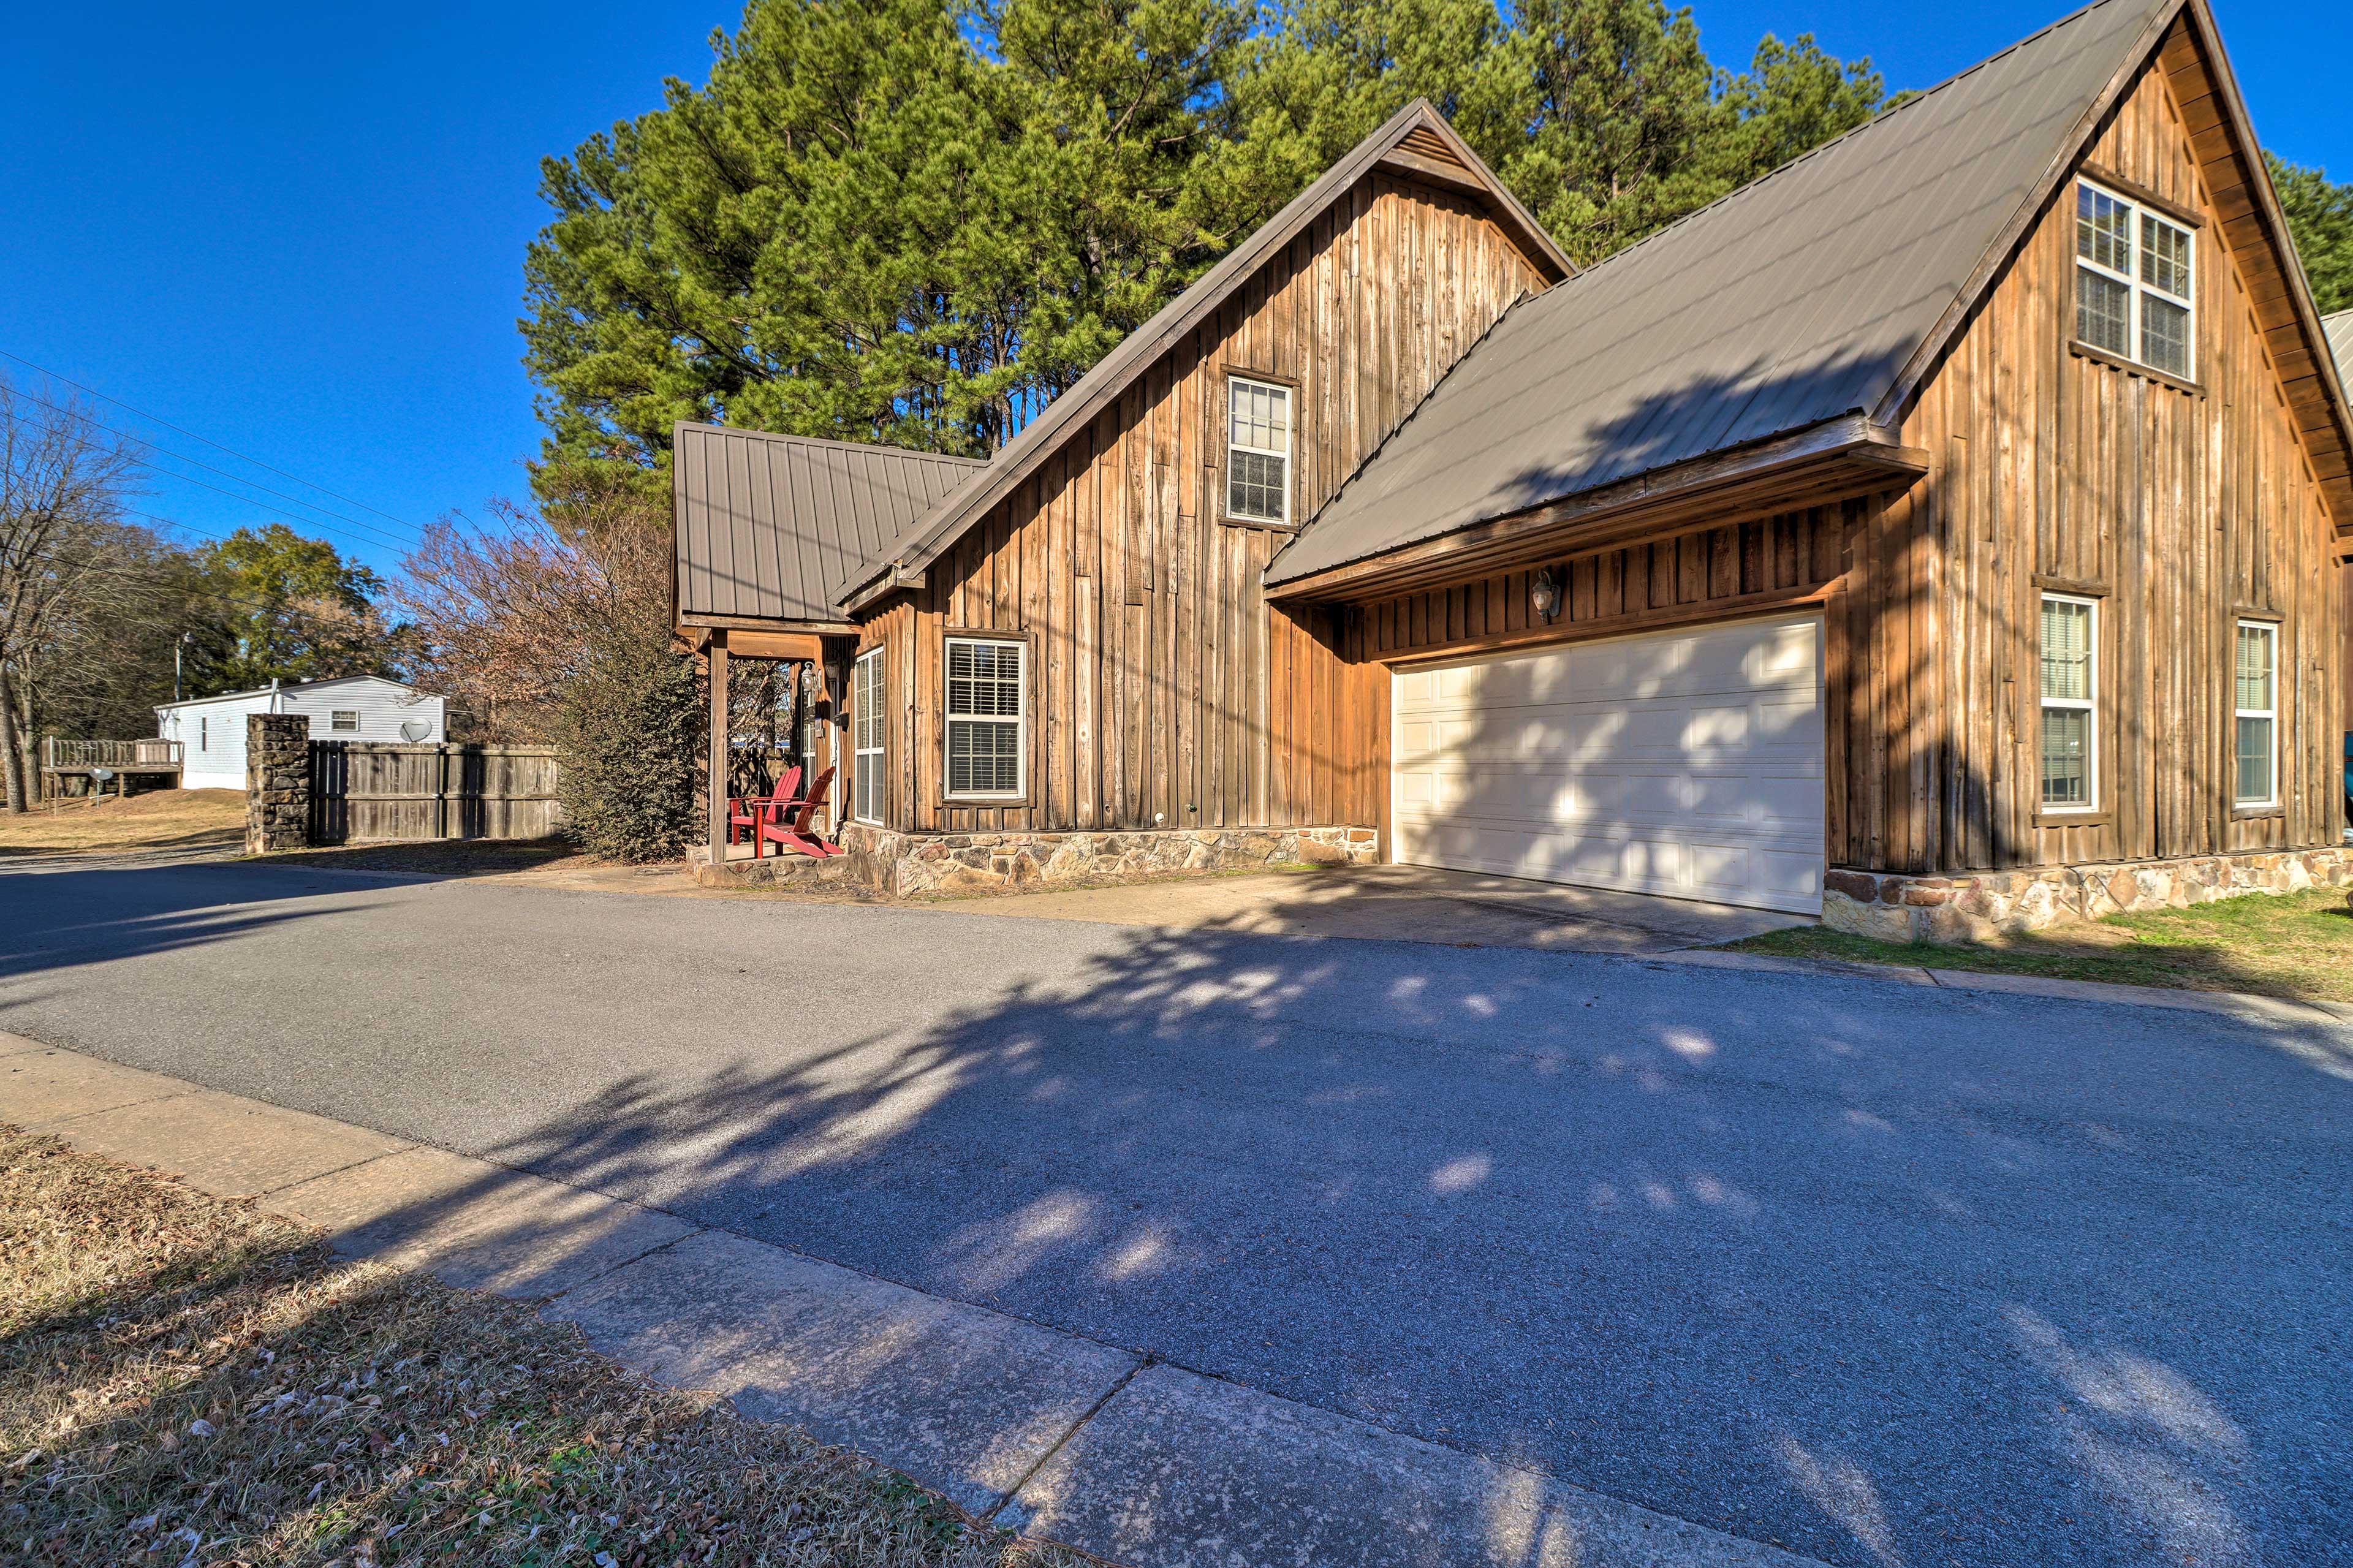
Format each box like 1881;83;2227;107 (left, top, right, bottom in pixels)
1390;615;1825;914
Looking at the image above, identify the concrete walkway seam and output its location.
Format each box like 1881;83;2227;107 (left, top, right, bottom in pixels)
981;1354;1153;1524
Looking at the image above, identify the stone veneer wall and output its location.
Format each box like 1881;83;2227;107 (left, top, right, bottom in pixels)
691;823;1380;895
244;713;311;855
1824;847;2353;944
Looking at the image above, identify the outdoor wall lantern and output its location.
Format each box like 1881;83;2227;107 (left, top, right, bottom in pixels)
1529;567;1560;623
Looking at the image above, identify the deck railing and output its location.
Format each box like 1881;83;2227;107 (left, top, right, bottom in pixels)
41;737;184;771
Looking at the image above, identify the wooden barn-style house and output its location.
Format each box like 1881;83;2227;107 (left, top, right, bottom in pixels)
673;0;2352;939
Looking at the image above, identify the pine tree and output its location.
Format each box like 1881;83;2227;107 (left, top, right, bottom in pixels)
1712;34;1889;192
2269;153;2353;316
518;0;1896;489
1492;0;1724;267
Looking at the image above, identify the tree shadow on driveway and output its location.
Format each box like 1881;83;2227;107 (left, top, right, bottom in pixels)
6;856;2349;1566
466;913;2353;1568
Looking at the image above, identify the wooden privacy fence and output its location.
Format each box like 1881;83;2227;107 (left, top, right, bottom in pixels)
308;741;560;844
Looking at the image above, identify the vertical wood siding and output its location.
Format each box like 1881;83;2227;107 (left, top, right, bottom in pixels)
858;174;1547;833
1836;47;2345;874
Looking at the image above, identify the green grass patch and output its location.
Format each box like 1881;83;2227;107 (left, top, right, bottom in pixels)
1726;885;2353;1003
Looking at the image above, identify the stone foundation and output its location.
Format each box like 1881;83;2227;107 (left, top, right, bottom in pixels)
1823;847;2353;944
244;713;311;855
691;823;1380;895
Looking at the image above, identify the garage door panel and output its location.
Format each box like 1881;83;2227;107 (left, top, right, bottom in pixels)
1392;616;1824;915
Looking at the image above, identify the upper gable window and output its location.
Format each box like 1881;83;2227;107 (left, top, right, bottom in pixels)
1226;377;1291;525
2074;180;2194;380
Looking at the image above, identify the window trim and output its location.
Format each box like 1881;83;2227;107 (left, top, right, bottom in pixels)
330;709;359;733
2039;591;2100;816
940;632;1029;804
2072;177;2197;383
2232;618;2279;812
852;645;887;826
1222;372;1294;528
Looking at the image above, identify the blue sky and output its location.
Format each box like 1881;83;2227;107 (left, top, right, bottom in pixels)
4;1;2346;581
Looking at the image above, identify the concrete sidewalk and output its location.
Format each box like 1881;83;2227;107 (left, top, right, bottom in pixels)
1;1029;1830;1568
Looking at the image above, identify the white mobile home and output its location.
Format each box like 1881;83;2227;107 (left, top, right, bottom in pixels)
157;676;447;789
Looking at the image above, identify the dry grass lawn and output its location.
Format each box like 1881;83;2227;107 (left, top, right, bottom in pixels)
0;1129;1096;1568
1727;885;2353;1004
0;789;246;857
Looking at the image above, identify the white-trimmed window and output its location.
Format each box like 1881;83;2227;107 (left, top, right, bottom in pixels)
853;646;886;825
1226;376;1291;525
2040;593;2097;811
944;637;1024;798
330;710;358;733
2075;180;2195;379
2234;619;2278;808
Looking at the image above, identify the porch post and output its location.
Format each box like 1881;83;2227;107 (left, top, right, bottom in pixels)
707;629;729;866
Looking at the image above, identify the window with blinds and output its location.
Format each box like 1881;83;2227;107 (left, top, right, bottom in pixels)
853;646;885;824
1226;376;1291;525
2075;180;2195;379
2233;621;2276;808
2039;594;2097;811
944;638;1024;798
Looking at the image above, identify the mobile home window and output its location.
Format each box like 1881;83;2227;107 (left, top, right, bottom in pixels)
1226;377;1291;525
2074;180;2195;379
2234;621;2277;808
330;710;358;732
199;716;207;752
853;647;886;825
944;638;1024;798
2039;594;2097;811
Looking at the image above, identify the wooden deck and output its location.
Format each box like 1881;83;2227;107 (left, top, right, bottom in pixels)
40;738;184;789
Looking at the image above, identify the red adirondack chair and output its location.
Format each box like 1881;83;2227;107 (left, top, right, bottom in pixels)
757;766;839;858
729;765;802;857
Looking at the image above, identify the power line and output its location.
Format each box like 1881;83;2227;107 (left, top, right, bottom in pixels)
6;384;422;556
0;347;430;537
18;561;284;623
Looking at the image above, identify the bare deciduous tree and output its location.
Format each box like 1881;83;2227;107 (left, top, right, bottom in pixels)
0;381;143;811
392;473;708;860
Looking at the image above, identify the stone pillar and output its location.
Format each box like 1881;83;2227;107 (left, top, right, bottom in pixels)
244;713;311;855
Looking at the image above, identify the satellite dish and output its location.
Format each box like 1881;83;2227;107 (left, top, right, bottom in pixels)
89;767;115;782
399;721;431;742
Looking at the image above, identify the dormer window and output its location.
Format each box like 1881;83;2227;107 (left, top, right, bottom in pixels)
2075;180;2194;380
1226;376;1291;525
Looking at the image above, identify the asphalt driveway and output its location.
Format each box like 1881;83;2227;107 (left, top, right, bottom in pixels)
4;857;2349;1567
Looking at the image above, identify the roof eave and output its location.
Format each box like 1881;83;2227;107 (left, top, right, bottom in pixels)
1266;414;1928;604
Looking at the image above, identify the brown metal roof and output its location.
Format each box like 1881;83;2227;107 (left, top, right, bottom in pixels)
2327;309;2353;380
831;99;1574;611
672;423;985;627
1267;0;2175;588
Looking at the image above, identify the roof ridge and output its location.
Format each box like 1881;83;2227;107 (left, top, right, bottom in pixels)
675;420;988;465
156;674;422;709
1549;0;2142;293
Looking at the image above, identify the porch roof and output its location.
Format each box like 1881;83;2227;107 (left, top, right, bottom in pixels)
672;423;985;632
